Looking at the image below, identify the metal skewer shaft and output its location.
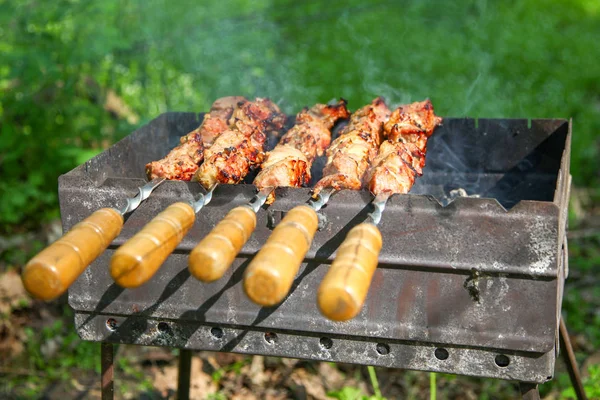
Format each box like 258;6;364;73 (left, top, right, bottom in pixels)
243;188;336;307
21;178;166;301
317;192;390;321
188;186;275;283
110;184;216;289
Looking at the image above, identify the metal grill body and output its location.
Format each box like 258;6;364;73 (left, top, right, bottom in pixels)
62;113;571;384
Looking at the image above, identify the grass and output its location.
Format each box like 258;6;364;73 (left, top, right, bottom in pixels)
1;0;599;398
0;305;154;399
129;0;600;186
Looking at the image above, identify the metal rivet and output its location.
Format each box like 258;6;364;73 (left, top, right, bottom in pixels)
319;337;333;350
495;354;510;367
264;332;278;344
210;327;224;339
106;318;117;331
434;348;449;360
376;343;390;355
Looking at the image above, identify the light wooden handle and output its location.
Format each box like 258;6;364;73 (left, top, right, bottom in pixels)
110;202;195;288
317;223;383;321
243;205;318;306
22;208;124;301
189;206;256;282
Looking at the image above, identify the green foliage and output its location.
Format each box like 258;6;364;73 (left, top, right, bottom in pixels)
367;366;383;399
207;393;228;400
0;0;599;234
327;386;386;400
0;0;599;398
116;355;154;396
328;366;387;400
24;319;99;378
561;364;600;399
3;313;153;397
211;358;250;384
563;289;600;349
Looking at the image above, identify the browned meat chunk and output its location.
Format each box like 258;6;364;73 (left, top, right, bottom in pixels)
145;96;246;181
366;99;442;195
253;99;349;203
194;98;286;188
312;97;390;195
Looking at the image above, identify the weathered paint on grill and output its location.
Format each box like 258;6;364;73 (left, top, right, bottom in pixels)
62;113;570;383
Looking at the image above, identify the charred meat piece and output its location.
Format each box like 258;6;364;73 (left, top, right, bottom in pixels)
200;96;249;146
366;99;442;195
253;99;350;203
253;146;310;190
145;96;246;181
366;141;425;195
384;98;443;152
279;100;350;163
313;97;390;195
194;98;286;188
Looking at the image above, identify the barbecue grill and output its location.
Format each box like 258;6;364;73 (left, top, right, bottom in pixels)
56;111;582;399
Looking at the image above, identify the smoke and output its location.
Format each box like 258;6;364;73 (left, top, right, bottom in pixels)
104;1;565;207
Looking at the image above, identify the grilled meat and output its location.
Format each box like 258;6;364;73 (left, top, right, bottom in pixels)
194;98;286;188
279;100;350;162
384;98;442;151
145;96;246;181
253;99;350;203
366;99;442;195
312;97;390;195
253;146;310;189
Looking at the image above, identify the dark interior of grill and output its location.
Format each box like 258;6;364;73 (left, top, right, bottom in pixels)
78;112;569;210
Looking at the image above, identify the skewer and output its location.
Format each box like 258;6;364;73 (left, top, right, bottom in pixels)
111;98;286;288
21;177;166;300
188;100;349;283
187;186;274;282
242;98;389;307
109;184;217;288
242;188;336;306
316;192;388;321
318;99;442;321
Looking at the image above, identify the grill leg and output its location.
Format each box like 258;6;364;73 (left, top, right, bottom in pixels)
560;318;588;400
519;382;540;400
101;343;115;400
177;349;192;400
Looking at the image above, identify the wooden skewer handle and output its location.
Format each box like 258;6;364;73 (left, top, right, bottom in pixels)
110;202;195;288
188;206;257;282
21;208;124;301
317;223;383;321
243;205;318;306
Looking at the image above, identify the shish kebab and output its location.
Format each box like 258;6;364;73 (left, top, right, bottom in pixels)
21;178;166;301
188;100;350;282
20;95;244;300
146;96;246;181
318;99;442;321
243;97;391;307
109;98;286;288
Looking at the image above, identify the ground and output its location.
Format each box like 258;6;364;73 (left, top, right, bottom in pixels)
1;0;599;398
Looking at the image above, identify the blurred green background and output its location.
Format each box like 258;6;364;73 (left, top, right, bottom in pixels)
1;0;599;398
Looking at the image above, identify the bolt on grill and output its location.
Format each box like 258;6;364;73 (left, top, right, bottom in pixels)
59;112;571;388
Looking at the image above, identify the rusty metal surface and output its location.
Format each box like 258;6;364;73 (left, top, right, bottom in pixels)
520;383;541;400
101;343;114;400
63;113;571;383
560;318;589;400
78;313;556;383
